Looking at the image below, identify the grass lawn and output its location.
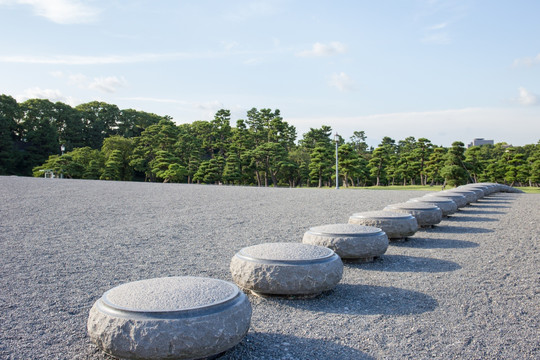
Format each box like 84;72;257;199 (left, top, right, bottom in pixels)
321;185;540;194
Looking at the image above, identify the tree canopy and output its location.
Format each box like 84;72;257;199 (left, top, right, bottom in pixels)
1;94;538;187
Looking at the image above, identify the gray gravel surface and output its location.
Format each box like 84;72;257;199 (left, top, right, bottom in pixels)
1;176;538;359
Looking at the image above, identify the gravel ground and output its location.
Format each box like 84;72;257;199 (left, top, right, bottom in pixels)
0;176;538;360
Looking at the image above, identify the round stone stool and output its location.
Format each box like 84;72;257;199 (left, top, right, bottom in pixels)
87;276;252;360
384;202;442;228
408;196;458;217
442;189;479;203
459;184;493;195
302;223;388;261
348;210;419;241
425;192;468;208
230;243;343;296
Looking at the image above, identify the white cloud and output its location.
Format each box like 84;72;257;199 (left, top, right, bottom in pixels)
517;87;538;106
328;72;355;92
0;52;224;65
428;22;448;30
16;87;78;106
421;32;451;44
297;42;347;57
88;76;126;93
14;0;100;24
51;72;126;93
512;53;540;67
221;41;239;51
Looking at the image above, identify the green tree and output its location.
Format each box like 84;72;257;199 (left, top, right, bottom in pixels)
464;146;486;183
368;139;394;186
338;143;360;187
100;150;123;180
309;146;333;187
441;141;469;187
130;119;179;181
76;101;121;149
18;99;60;175
160;163;187;183
101;135;134;181
425;147;446;185
117;109;164;138
0;94;21;175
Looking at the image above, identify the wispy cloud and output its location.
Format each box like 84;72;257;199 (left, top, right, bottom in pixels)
328;72;355;92
52;72;126;93
6;0;100;24
0;48;289;65
512;53;540;67
88;76;126;93
421;32;451;44
517;87;538;106
16;87;78;105
0;52;222;65
296;42;347;57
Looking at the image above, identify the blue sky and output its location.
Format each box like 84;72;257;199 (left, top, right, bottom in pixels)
1;0;539;147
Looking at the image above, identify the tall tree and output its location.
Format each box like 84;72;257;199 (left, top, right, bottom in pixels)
309;146;333;187
76;101;121;149
18;99;60;175
0;94;21;175
441;141;469;187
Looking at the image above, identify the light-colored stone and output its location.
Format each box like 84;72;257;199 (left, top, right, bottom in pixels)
230;243;343;296
425;192;468;208
383;202;442;227
439;189;477;204
87;276;252;360
348;210;419;240
459;184;493;195
302;223;388;261
408;196;458;217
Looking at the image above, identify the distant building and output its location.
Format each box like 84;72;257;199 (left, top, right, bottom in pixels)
467;138;494;148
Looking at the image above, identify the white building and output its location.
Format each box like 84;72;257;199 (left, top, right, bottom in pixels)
467;138;494;148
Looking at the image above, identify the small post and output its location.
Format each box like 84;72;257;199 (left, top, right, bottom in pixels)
60;145;65;179
334;133;339;190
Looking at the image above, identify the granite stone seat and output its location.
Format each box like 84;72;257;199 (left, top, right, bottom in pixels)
408;196;458;217
441;189;479;203
459;184;493;195
302;223;389;261
384;202;442;227
230;242;343;296
348;210;419;241
424;192;468;208
87;276;252;360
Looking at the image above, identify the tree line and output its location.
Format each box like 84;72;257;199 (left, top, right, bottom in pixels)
1;94;539;187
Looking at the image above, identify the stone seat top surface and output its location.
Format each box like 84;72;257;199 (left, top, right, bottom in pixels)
350;210;415;219
409;197;455;203
442;189;475;194
307;223;384;236
237;243;334;262
385;202;439;210
426;192;466;199
101;276;239;313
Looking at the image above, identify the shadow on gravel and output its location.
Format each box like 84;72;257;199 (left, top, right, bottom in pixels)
348;255;461;273
468;203;511;209
279;284;438;316
476;199;512;204
443;215;498;222
457;209;506;215
425;224;494;233
390;237;479;249
222;331;374;360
